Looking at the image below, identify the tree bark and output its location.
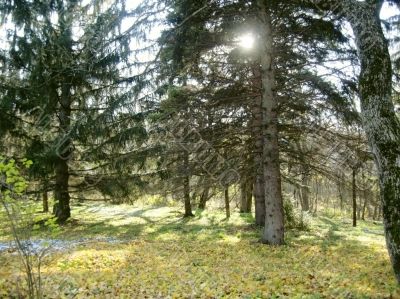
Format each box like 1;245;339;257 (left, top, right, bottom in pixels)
352;168;357;227
314;178;319;215
240;182;248;213
258;0;284;245
361;194;368;221
53;12;74;223
252;65;266;226
225;187;230;219
338;0;400;282
373;205;378;220
183;152;194;217
361;170;368;221
53;81;72;223
246;183;253;213
337;179;344;212
240;182;252;213
254;163;265;225
300;171;310;212
296;141;310;212
198;187;209;210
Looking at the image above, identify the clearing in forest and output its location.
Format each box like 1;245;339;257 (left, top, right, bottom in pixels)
0;201;399;298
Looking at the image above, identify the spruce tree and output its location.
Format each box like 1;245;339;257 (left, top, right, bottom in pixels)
155;0;357;242
0;0;147;222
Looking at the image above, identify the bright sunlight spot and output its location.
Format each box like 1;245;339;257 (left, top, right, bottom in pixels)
238;33;255;49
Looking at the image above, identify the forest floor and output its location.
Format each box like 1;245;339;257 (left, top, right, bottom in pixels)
0;201;399;298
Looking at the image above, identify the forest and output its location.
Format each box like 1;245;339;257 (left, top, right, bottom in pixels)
1;0;400;297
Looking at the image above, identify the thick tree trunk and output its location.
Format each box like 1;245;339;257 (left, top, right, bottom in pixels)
340;0;400;282
54;160;70;222
254;172;265;225
252;65;266;226
258;0;284;245
352;168;357;227
53;13;75;223
225;187;230;219
53;82;72;223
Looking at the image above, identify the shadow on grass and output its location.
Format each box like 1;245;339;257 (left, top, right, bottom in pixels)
239;212;255;224
2;202;398;298
57;206;260;242
318;217;343;252
40;225;398;298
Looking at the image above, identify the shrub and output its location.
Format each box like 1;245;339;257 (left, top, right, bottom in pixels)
283;198;310;231
0;157;59;298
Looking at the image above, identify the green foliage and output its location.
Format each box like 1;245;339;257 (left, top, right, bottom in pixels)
0;157;61;298
0;0;151;218
283;198;311;231
0;157;30;195
0;0;397;293
0;157;36;239
32;216;61;239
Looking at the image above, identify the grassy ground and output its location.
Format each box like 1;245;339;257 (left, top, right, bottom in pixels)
0;201;399;298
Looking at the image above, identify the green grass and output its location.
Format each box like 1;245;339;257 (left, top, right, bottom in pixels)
0;200;398;298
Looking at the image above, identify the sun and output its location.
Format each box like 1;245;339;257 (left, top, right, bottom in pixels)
238;33;255;49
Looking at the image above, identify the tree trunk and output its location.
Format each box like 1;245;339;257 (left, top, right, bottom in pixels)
240;182;248;213
293;189;299;208
252;65;265;226
53;81;72;223
240;182;252;213
373;204;378;221
254;175;265;225
183;152;194;217
198;187;209;210
314;178;319;215
337;180;344;211
352;168;357;227
225;187;230;219
53;14;74;223
361;170;368;221
296;141;310;212
246;183;253;213
361;194;368;221
300;172;310;212
340;0;400;282
258;0;284;245
54;152;71;222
